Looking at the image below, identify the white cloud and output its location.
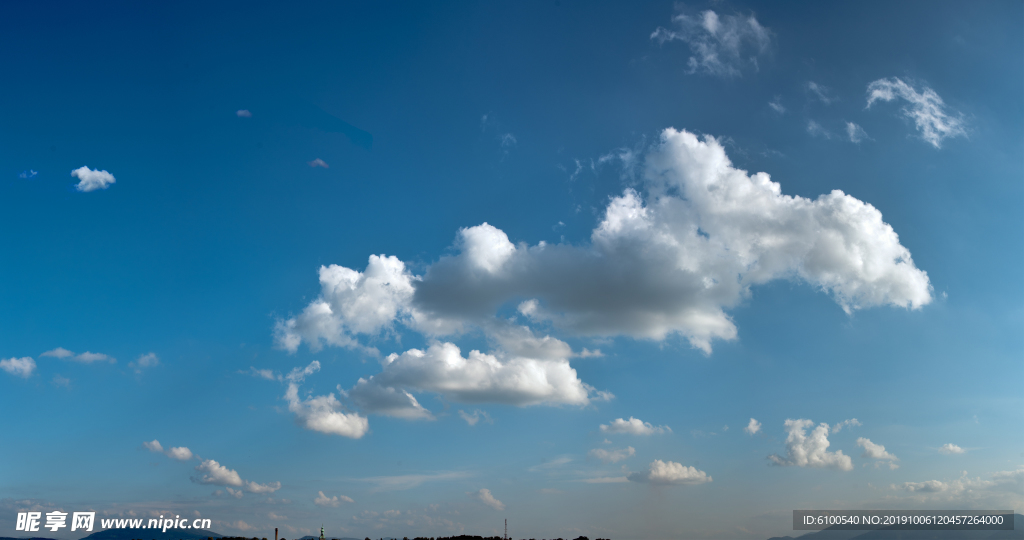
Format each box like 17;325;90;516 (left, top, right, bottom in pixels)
768;419;853;471
589;446;635;463
768;97;785;114
52;374;70;387
129;353;159;374
193;459;243;487
191;459;280;493
243;480;282;494
528;456;573;472
807;120;832;139
628;460;711;485
894;468;1024;504
144;439;194;461
279;128;931;357
1;357;35;378
166;447;194;461
313;491;353;507
63;351;116;364
744;418;761;435
939;443;966;455
499;133;517;148
846;122;870;143
471;488;505;511
806;81;835;104
285;381;369;439
831;418;862;433
359;471;469;492
347;341;596;411
581;476;629;483
226;488;244;499
40;347;73;359
651;10;772;77
236;110;252;118
458;409;492;426
857;437;898;469
248;367;280;381
71;166;116;192
600;417;670;436
866;77;966;148
274;255;424;353
308;158;329;168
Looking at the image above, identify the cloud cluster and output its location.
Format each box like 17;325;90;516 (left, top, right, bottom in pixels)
471;488;505;511
71;166;116;192
313;491;354;507
651;10;772;77
768;419;853;471
278;129;931;355
866;77;966;148
628;460;711;485
1;357;36;378
143;440;195;461
192;459;281;494
600;417;670;436
895;468;1023;504
273;128;932;430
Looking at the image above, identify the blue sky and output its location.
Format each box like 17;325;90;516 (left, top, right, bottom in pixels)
1;2;1022;540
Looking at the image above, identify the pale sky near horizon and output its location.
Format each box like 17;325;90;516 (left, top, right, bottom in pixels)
1;2;1022;540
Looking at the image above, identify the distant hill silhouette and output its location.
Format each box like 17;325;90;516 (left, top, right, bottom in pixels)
769;514;1021;540
76;529;222;540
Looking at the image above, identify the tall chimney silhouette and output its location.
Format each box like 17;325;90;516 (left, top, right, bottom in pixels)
275;528;278;540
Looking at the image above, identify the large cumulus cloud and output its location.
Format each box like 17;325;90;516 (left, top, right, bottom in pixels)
274;128;932;424
280;128;930;355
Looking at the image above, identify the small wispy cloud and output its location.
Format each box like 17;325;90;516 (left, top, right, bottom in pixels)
458;409;493;426
846;122;871;143
806;120;832;139
588;446;635;464
651;9;772;77
236;110;252;118
831;418;862;433
768;97;785;114
470;488;505;511
599;417;670;436
806;81;835;104
308;158;329;168
866;77;966;148
129;352;159;374
744;418;762;435
358;471;470;492
19;170;38;179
